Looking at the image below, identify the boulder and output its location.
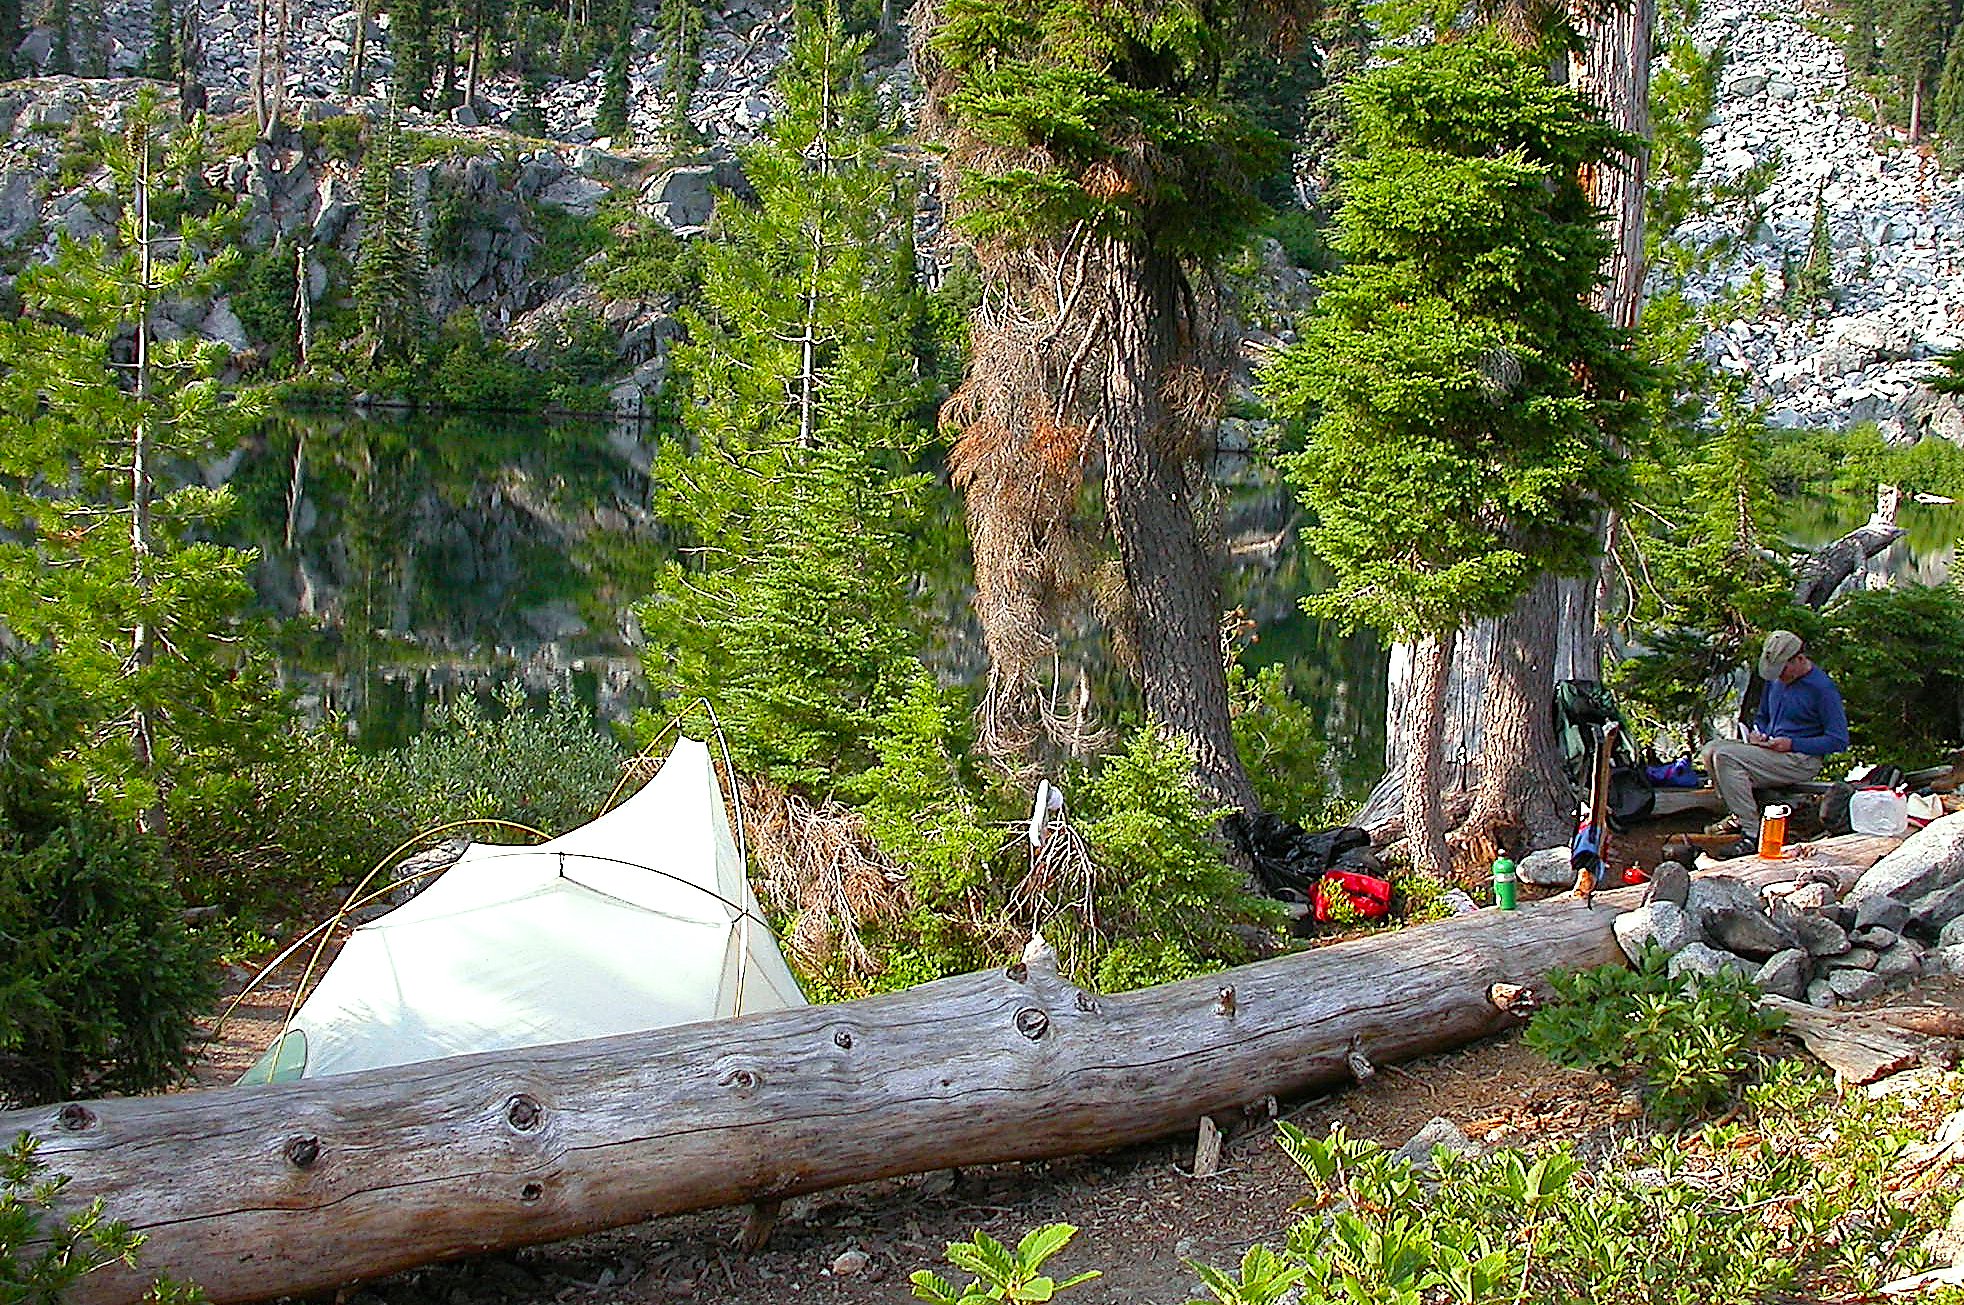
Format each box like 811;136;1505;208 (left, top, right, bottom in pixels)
1823;946;1879;972
0;169;36;247
1669;943;1750;982
1614;900;1700;963
199;297;251;351
1753;948;1810;1001
1725;72;1769;98
1780;880;1835;912
1688;875;1763;932
1941;916;1964;949
1850;926;1899;950
1644;860;1692;908
537;175;609;217
640;163;718;231
1849;812;1964;908
1708;905;1796;959
1854;895;1912;935
1908;883;1964;935
1826;968;1883;1002
1393;1117;1479;1171
1937;945;1964;977
1518;847;1575;888
1805;977;1838;1008
1874;942;1924;982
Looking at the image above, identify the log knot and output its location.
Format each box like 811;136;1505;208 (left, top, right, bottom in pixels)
1214;987;1237;1018
719;1067;765;1096
1075;991;1101;1014
506;1094;544;1132
283;1136;321;1169
1014;1007;1049;1041
832;1029;854;1050
1006;962;1028;983
54;1103;95;1132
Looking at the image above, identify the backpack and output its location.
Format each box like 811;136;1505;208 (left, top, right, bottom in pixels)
1314;869;1394;923
1554;680;1653;832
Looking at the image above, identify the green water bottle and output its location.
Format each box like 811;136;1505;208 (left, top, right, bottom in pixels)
1492;856;1518;911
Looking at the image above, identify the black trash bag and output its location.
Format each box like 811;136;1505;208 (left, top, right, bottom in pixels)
1228;812;1371;898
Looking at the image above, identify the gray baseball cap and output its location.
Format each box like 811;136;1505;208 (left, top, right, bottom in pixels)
1758;630;1803;680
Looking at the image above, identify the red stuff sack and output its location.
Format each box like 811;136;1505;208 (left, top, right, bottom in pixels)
1314;869;1394;923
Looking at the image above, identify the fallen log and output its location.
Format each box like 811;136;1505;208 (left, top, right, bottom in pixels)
1761;995;1962;1087
1;901;1625;1305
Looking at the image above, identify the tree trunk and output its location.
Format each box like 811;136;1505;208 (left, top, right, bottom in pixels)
1409;0;1653;851
3;904;1627;1305
347;0;366;95
1461;574;1576;852
1097;238;1258;819
1402;630;1455;877
1791;483;1904;607
130;137;162;838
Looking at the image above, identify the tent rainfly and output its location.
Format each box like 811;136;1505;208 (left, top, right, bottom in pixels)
242;736;806;1082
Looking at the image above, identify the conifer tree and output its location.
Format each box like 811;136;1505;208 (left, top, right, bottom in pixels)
1936;27;1964;145
1262;37;1644;877
916;0;1314;821
654;0;704;146
1882;0;1958;138
353;112;427;362
594;10;631;140
640;0;936;785
0;0;19;78
0;93;279;832
389;0;440;108
1846;0;1879;75
140;0;176;80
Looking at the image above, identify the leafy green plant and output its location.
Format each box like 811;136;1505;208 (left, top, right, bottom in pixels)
0;1134;205;1304
1525;948;1782;1122
0;812;219;1107
1820;582;1964;767
911;1225;1099;1304
1228;661;1340;829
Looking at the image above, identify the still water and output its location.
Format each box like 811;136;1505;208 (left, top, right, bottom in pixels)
230;409;1390;785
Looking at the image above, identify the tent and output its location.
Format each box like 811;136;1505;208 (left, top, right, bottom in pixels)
242;736;806;1082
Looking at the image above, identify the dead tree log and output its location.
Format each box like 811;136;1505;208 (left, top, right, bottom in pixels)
1791;483;1906;608
1;903;1625;1305
1760;994;1961;1086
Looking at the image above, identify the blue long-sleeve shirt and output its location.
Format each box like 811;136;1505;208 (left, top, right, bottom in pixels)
1754;666;1849;757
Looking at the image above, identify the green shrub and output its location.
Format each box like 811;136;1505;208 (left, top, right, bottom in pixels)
1;1134;204;1304
227;242;302;359
1228;661;1339;828
911;1225;1099;1304
433;313;535;411
1524;948;1781;1123
0;814;218;1107
1192;1082;1956;1305
1067;728;1288;992
1819;582;1964;767
532;206;611;277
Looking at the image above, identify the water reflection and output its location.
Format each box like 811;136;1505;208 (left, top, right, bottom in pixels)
1778;495;1961;589
230;410;1388;797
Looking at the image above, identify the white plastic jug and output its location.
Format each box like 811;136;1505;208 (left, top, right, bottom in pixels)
1848;787;1909;837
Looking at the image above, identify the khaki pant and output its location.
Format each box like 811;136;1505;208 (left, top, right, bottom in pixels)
1699;739;1823;834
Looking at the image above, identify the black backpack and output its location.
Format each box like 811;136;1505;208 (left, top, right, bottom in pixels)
1553;680;1654;832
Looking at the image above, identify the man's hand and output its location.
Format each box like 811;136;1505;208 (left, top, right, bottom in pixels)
1760;735;1793;753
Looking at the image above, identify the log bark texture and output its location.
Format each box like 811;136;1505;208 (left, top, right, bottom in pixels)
3;904;1625;1305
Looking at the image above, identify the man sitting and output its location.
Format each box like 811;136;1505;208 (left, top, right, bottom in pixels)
1701;630;1849;860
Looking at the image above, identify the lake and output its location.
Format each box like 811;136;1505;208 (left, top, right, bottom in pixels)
231;409;1390;790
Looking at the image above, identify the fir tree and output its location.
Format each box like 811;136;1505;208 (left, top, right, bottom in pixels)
1261;36;1646;876
593;0;633;141
49;0;73;74
1881;0;1958;138
0;92;280;832
389;0;439;108
353;112;427;362
918;0;1315;822
1935;25;1964;146
1845;0;1879;75
140;0;176;79
0;0;24;77
640;0;936;787
654;0;705;146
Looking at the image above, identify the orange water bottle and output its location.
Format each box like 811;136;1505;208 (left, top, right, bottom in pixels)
1758;803;1790;859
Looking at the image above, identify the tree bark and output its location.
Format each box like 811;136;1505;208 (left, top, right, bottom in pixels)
1402;630;1455;877
1098;239;1258;819
1461;574;1577;852
2;904;1626;1305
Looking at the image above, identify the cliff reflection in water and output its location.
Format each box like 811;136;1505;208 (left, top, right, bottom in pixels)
229;408;1389;801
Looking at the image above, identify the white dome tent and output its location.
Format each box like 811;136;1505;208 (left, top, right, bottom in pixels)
241;735;805;1082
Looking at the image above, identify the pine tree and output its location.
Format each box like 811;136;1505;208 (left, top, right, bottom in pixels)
1261;36;1645;876
49;0;73;74
1882;0;1958;139
1846;0;1879;75
654;0;704;146
353;112;427;362
640;0;937;786
0;92;280;832
389;0;439;108
918;0;1316;822
1935;22;1964;146
140;0;175;79
593;0;633;141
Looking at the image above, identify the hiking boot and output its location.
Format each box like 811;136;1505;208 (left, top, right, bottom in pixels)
1709;834;1758;861
1703;814;1742;836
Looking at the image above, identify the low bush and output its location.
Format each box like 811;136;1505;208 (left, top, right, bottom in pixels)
0;813;218;1107
1819;582;1964;767
911;1225;1098;1304
1524;948;1782;1123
